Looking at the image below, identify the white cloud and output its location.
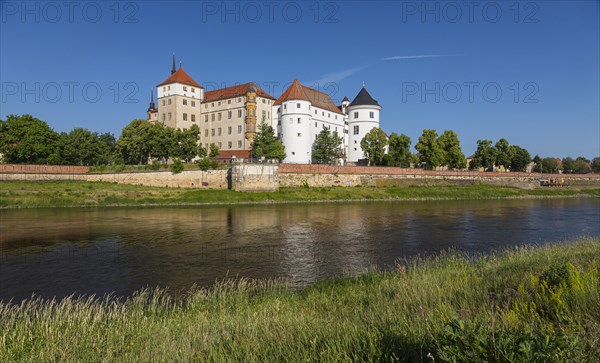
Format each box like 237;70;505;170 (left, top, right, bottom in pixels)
382;54;460;61
306;66;366;86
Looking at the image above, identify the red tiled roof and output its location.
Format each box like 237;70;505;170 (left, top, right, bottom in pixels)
157;67;202;88
215;150;251;159
203;82;275;103
274;79;343;115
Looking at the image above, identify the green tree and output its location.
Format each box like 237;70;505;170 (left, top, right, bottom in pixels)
573;157;591;174
97;132;118;165
541;157;560;173
0;114;60;164
437;130;466;169
59;128;109;166
385;133;412;167
532;155;543;173
209;143;220;158
469;139;497;171
251;122;286;161
592;157;600;173
494;138;515;170
509;145;531;172
415;129;444;169
172;124;199;162
312;129;342;164
116;119;154;165
170;158;184;173
561;157;576;174
360;127;388;166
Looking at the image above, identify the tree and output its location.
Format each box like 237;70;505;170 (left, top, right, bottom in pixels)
592;157;600;173
116;119;154;165
437;130;466;169
59;128;110;166
312;129;342;164
573;157;591;174
494;138;515;171
251;122;286;161
172;124;199;162
0;114;60;164
209;143;220;158
561;157;576;174
540;157;560;173
385;133;412;167
415;129;444;169
469;139;497;171
532;155;543;173
509;145;531;172
360;127;388;166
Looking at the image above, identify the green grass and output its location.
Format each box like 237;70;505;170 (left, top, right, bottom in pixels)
1;180;598;208
1;238;598;362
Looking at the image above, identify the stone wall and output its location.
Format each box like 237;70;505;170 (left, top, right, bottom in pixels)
1;169;229;189
0;164;90;174
231;164;278;192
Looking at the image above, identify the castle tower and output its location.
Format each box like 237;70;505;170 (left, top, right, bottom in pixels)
347;85;381;163
147;90;158;121
245;83;258;144
156;55;204;129
275;79;313;163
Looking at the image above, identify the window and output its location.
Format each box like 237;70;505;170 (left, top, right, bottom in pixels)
183;113;188;121
191;101;195;107
328;113;330;118
284;104;287;109
354;140;357;144
162;100;165;106
291;152;295;155
168;99;171;105
218;113;222;121
205;104;208;109
262;110;266;119
218;142;222;148
211;103;214;107
228;141;232;149
191;114;196;122
162;87;166;92
322;112;324;116
168;86;170;90
238;110;242;118
205;115;208;122
315;110;317;115
211;129;215;136
162;113;165;121
238;98;241;102
237;140;242;148
205;130;208;137
191;88;195;93
263;99;266;104
297;133;302;137
297;118;301;124
297;103;301;108
238;125;242;133
278;119;281;126
228;111;232;119
227;126;232;135
218;128;222;136
218;101;221;106
211;114;215;121
168;112;172;120
335;115;337;120
314;122;317;127
370;111;374;119
354;112;358;118
228;100;231;104
183;86;188;91
353;125;359;135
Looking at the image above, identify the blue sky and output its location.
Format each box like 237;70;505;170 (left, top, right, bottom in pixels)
1;0;598;158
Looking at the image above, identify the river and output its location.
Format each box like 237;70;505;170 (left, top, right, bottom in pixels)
1;198;598;302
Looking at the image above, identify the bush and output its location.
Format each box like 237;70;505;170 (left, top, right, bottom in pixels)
196;157;219;171
148;160;161;171
170;158;184;174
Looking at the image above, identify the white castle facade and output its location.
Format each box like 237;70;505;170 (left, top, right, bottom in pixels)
147;56;382;164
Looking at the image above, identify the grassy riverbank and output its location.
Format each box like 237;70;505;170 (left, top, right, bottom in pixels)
1;180;599;208
1;238;598;362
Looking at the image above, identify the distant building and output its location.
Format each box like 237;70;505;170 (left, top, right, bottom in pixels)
147;56;382;163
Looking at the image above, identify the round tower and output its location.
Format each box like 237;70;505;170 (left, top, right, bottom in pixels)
245;84;258;144
281;98;312;163
346;85;381;163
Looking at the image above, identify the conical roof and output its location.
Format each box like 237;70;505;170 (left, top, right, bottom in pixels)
157;66;202;88
349;87;379;107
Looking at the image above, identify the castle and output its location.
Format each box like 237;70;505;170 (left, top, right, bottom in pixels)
147;56;381;164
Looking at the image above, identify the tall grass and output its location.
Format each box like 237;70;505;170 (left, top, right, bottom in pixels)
1;238;598;362
1;180;598;208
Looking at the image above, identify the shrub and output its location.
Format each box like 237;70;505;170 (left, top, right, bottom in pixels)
170;158;184;174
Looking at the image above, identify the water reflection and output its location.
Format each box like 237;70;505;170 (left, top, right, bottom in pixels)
1;198;598;302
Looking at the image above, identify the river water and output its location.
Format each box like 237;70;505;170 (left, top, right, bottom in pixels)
1;198;598;302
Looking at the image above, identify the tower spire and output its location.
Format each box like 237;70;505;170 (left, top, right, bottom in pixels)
171;53;176;74
148;89;156;112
